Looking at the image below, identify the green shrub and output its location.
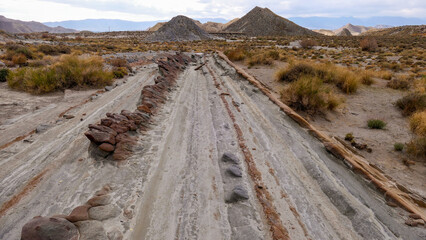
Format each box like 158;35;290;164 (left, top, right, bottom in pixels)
345;133;354;141
367;119;387;129
394;143;404;151
113;67;128;78
0;68;10;82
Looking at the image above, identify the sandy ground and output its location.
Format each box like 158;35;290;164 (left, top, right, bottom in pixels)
0;53;425;240
237;61;426;199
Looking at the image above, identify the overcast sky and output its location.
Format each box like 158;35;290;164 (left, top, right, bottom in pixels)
1;0;425;22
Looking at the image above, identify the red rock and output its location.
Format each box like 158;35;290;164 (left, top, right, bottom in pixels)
109;123;129;134
137;105;152;114
85;129;116;145
87;195;111;207
409;213;421;219
88;124;117;136
113;140;134;161
66;205;91;222
21;216;79;240
100;118;114;127
99;143;115;152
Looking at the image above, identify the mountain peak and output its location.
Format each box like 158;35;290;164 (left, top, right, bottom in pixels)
145;15;212;42
224;6;317;36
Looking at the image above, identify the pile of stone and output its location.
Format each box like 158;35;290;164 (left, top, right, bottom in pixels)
21;185;122;240
84;53;191;161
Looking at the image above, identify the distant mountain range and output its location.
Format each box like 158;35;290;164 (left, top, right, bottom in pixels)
288;16;425;30
0;15;77;33
44;18;229;32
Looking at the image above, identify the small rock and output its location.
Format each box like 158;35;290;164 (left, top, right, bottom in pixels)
63;114;75;119
87;195;111;207
21;216;79;240
409;213;422;220
105;86;114;91
107;228;123;240
227;165;242;177
74;220;107;240
91;96;97;101
123;209;133;219
222;152;240;164
405;218;424;227
88;204;120;221
226;185;249;203
99;143;115;152
36;124;50;133
66;205;90;222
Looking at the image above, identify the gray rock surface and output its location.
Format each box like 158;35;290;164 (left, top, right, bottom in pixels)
227;185;249;203
222;152;240;164
227;165;243;177
74;220;107;240
88;204;120;221
21;216;78;240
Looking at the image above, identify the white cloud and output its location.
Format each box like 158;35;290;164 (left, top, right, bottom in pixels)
0;0;425;22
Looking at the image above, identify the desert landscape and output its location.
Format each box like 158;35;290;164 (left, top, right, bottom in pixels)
0;2;425;240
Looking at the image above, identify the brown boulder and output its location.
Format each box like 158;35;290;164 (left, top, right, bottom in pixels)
109;123;129;134
88;124;117;136
99;143;115;152
21;216;79;240
137;105;152;114
85;129;116;145
87;195;111;207
66;205;91;222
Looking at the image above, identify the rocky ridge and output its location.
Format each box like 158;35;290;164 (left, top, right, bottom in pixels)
84;53;192;160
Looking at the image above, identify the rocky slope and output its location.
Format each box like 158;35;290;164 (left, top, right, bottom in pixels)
145;15;212;42
223;7;317;36
334;23;373;36
336;28;352;36
362;25;426;37
0;15;77;33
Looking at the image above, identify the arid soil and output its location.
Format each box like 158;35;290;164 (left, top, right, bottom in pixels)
0;53;425;240
237;61;426;198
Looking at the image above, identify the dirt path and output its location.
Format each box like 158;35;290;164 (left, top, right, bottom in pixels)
0;53;425;240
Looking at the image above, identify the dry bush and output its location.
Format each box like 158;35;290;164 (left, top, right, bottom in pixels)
359;71;375;85
245;54;273;67
224;48;247;61
410;111;426;136
38;44;71;55
12;54;27;66
275;63;315;82
276;61;360;94
108;57;132;72
8;55;113;94
387;75;410;90
360;38;378;52
281;75;341;114
376;70;392;80
300;39;318;49
396;92;426;116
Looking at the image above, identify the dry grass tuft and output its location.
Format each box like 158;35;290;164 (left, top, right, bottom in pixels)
281;75;342;114
8;55;113;94
275;61;360;94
